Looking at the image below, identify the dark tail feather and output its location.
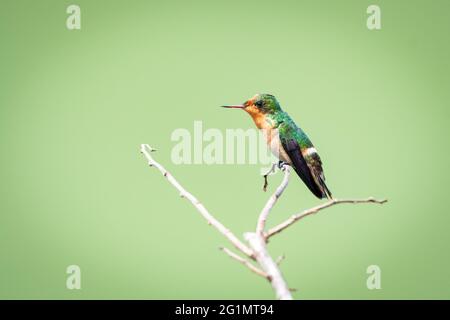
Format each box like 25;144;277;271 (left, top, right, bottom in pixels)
319;176;332;199
292;166;324;199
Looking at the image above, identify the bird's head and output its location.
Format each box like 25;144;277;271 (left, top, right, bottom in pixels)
222;94;282;116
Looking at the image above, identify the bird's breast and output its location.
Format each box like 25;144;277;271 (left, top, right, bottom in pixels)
264;127;292;165
245;109;292;163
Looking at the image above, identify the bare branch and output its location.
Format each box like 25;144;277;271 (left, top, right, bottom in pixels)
266;197;387;239
140;144;255;259
256;165;291;236
220;247;269;279
140;143;387;300
262;162;277;192
245;232;293;300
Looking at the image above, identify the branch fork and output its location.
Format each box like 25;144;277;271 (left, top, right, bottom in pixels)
140;144;386;299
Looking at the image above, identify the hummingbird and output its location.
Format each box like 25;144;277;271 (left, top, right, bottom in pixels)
222;94;332;199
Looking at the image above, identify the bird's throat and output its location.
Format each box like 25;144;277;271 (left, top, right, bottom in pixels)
245;106;272;130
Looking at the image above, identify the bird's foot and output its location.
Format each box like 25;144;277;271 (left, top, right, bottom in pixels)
278;161;287;170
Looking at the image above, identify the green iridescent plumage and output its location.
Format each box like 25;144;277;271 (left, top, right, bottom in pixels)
268;111;313;149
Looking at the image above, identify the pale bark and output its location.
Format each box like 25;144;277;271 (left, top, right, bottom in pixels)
140;144;386;299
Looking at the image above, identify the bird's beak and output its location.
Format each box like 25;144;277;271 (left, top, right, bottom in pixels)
221;105;245;109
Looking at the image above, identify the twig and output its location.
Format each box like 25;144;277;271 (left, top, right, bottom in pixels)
276;254;285;265
140;144;255;259
266;197;387;239
220;247;269;279
262;162;277;192
256;165;291;236
245;232;293;300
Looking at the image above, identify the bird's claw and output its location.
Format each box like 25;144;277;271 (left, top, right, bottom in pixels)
278;161;287;170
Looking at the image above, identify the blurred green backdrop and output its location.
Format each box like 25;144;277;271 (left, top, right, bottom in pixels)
1;0;449;299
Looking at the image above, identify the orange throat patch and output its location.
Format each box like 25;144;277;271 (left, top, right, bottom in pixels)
244;105;272;129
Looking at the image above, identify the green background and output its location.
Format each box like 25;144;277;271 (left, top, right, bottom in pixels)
1;0;449;299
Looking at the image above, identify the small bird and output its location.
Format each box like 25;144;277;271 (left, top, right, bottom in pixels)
222;94;332;199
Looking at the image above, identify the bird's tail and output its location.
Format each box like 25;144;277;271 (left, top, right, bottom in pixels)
319;176;333;200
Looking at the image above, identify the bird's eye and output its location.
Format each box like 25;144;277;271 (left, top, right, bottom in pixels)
255;101;263;108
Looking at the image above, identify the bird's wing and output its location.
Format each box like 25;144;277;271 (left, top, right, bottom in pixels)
279;124;324;199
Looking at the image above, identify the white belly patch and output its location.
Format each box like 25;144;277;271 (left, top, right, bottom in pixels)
263;128;292;164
